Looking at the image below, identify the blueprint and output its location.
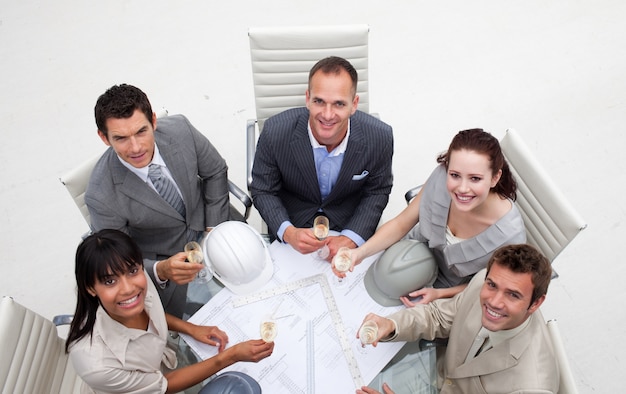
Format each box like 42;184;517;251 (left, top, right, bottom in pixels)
182;241;407;393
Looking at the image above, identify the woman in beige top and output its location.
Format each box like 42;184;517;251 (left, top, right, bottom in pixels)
66;229;273;394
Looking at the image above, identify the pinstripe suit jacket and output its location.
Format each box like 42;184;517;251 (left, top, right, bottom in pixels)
85;115;229;317
249;107;393;241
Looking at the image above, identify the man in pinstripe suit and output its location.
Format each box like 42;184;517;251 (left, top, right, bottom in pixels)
249;56;394;261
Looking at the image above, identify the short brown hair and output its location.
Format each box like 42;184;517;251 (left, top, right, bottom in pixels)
308;56;358;97
486;244;552;307
94;84;153;136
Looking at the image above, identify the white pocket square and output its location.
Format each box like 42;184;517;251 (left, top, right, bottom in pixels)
352;170;369;181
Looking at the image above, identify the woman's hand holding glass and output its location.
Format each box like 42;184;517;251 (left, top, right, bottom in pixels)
332;247;355;287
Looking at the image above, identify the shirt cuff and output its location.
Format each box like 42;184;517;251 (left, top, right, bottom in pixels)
153;260;169;289
340;229;365;247
381;319;399;342
277;221;293;243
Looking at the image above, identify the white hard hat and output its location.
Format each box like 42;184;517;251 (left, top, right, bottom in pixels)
364;240;438;306
203;221;273;295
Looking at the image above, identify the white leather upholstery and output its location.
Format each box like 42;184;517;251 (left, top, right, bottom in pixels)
404;129;586;266
248;24;370;131
59;153;100;226
500;128;587;263
547;319;579;394
0;296;82;394
246;24;371;186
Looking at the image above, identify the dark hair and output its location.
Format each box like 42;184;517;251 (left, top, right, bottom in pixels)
94;84;153;136
308;56;358;97
486;244;552;308
65;229;144;353
437;128;517;200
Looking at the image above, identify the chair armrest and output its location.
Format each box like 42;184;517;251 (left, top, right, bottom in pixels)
404;185;423;205
53;314;74;326
228;180;252;221
246;119;257;187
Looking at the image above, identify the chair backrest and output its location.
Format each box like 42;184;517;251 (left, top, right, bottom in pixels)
0;296;82;394
404;129;586;265
246;24;371;186
59;153;101;227
547;319;579;394
59;108;170;227
500;129;586;263
248;24;371;132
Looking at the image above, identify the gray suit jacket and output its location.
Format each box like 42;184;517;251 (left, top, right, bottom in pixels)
249;108;393;241
410;165;527;288
85;114;229;317
386;269;559;393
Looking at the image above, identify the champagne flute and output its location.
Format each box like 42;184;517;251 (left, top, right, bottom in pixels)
260;314;277;342
356;320;379;354
184;241;211;283
313;215;330;259
332;247;353;287
358;320;379;346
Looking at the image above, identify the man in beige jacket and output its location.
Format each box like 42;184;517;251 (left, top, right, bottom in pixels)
357;244;559;394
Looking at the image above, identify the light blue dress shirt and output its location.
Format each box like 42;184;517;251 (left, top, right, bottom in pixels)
278;120;365;247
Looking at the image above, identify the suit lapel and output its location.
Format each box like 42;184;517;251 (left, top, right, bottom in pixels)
325;115;365;202
156;133;192;220
449;342;519;378
448;314;537;379
108;148;184;221
291;115;321;201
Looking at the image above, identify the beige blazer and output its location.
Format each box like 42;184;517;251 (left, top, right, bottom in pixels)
387;269;559;393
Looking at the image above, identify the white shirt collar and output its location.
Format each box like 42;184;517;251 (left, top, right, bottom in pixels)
307;119;350;156
486;315;532;347
116;143;166;183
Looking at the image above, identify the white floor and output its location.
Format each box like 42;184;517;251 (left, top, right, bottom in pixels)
1;1;624;393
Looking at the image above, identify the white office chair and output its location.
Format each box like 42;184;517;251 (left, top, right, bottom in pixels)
0;296;82;394
246;24;372;186
499;128;586;264
406;129;585;392
547;319;579;394
60;110;252;228
405;128;587;267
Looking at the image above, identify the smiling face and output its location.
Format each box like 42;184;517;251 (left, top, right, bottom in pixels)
446;149;502;212
98;109;157;169
88;264;147;327
305;69;359;152
479;263;545;331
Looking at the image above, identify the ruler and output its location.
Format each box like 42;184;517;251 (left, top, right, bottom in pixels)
232;274;365;389
306;320;315;394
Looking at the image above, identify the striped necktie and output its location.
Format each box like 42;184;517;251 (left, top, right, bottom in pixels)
148;164;186;218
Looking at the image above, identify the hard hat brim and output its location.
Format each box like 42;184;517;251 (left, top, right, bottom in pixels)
200;371;261;394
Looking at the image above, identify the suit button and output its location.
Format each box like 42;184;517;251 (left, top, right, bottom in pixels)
445;379;452;385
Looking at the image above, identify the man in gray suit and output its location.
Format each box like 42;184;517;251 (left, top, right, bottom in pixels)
86;84;230;318
249;56;393;260
357;244;559;394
